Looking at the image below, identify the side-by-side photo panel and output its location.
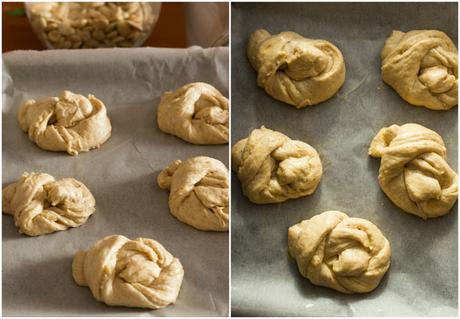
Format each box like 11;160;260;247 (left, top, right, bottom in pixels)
230;2;457;317
2;2;229;316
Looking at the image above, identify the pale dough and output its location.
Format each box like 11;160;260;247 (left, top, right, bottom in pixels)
158;156;229;231
2;172;95;236
72;235;184;309
232;126;322;204
157;82;229;144
288;210;391;294
18;90;112;155
369;123;458;219
247;29;346;108
381;30;458;110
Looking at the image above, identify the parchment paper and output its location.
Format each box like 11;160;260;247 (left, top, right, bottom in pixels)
2;46;229;316
231;3;457;317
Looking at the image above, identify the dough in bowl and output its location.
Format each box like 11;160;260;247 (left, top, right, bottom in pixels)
247;29;346;108
18;90;112;155
72;235;184;309
157;82;229;144
381;30;458;110
157;156;229;231
232;126;322;204
288;210;391;294
2;172;95;236
369;123;458;219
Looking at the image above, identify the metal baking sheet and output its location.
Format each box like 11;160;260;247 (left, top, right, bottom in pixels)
230;2;457;316
3;46;229;316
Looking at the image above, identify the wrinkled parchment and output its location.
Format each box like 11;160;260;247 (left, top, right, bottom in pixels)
2;46;229;317
231;3;457;317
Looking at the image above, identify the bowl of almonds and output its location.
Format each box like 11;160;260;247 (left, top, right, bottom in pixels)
25;2;161;49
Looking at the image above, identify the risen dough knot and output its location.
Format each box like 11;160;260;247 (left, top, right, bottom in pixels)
232;126;322;204
288;211;391;294
157;156;229;231
72;235;184;309
157;82;229;144
381;30;458;110
2;172;95;236
369;123;458;219
18;90;112;155
247;29;346;108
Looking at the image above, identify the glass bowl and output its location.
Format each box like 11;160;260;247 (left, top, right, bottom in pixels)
25;2;161;49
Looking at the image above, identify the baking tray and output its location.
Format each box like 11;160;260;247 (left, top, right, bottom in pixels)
3;46;229;316
230;2;457;316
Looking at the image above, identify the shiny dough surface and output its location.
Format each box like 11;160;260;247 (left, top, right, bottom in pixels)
381;30;458;110
72;235;184;309
369;123;458;219
18;90;112;155
247;29;345;108
288;210;391;294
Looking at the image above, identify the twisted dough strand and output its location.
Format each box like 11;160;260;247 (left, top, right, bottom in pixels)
232;126;322;204
247;29;345;108
158;156;229;231
72;235;184;309
2;172;95;236
381;30;458;110
288;211;391;294
157;82;229;144
18;90;112;155
369;123;458;219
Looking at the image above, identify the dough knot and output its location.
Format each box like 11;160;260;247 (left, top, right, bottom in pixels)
369;123;458;219
247;29;346;108
157;82;229;144
157;156;229;231
2;172;95;236
72;235;184;309
288;211;391;293
18;90;112;155
381;30;458;110
232;126;322;204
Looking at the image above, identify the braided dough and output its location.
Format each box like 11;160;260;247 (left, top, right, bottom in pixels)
18;90;112;155
232;126;322;204
288;211;391;294
247;29;346;108
72;235;184;309
158;156;229;231
2;172;95;236
157;82;229;144
369;123;458;219
381;30;458;110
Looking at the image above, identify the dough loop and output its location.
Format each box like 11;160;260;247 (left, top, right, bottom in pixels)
72;235;184;309
18;90;112;155
232;126;322;204
2;172;95;236
247;29;346;108
158;156;229;231
288;211;391;294
157;82;229;144
381;30;458;110
369;123;458;219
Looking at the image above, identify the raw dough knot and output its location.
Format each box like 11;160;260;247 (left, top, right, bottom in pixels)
157;82;229;144
18;90;112;155
288;211;391;294
2;172;95;236
157;156;229;231
231;126;322;204
72;235;184;309
369;123;458;219
247;29;346;108
381;30;458;110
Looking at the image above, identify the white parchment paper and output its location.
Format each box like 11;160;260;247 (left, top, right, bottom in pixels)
2;46;229;316
231;3;457;317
